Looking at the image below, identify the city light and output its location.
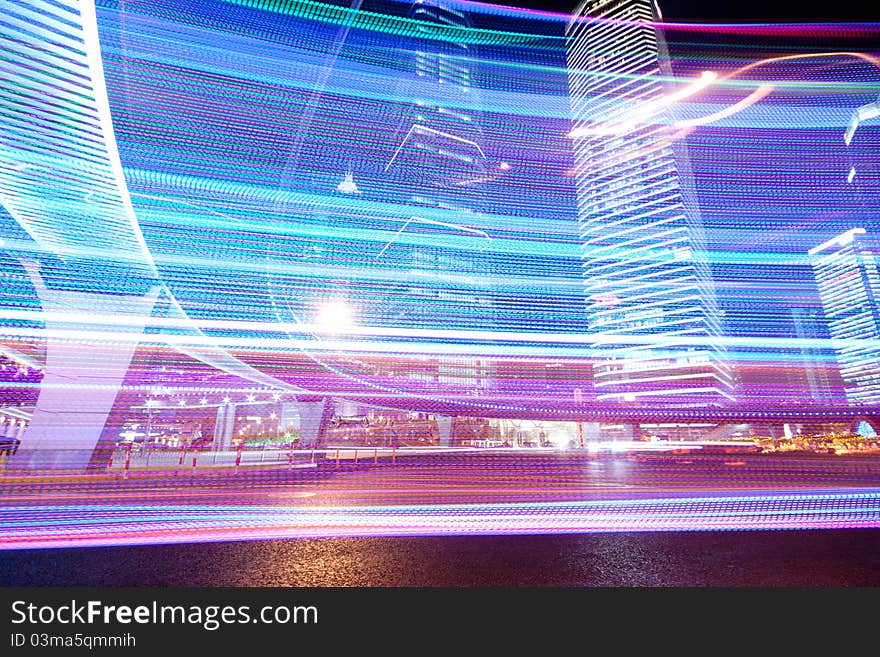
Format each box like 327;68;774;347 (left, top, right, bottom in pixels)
314;301;355;335
566;70;718;137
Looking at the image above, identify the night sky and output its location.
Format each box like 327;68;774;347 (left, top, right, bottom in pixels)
491;0;877;22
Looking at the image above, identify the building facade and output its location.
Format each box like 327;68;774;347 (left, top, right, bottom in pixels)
790;307;843;404
378;0;495;396
566;0;734;407
809;228;880;405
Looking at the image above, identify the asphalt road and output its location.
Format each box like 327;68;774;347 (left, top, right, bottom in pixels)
4;530;880;586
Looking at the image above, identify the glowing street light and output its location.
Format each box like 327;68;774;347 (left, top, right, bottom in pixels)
314;300;354;334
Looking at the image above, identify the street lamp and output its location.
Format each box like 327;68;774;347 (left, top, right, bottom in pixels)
144;399;160;451
314;300;354;334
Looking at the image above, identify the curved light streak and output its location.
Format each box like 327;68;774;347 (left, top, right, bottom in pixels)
2;490;879;549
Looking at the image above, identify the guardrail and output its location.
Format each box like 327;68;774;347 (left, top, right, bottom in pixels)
2;442;793;477
107;444;322;471
107;444;497;472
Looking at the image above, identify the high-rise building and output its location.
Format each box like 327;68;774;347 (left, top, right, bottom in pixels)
384;0;493;322
377;0;495;395
566;0;734;406
809;228;880;405
790;307;843;404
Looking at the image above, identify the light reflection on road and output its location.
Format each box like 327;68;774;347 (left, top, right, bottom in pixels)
1;453;879;548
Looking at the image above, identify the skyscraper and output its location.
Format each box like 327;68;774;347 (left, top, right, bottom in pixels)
790;307;842;404
809;228;880;405
385;0;492;322
566;0;734;406
379;0;495;396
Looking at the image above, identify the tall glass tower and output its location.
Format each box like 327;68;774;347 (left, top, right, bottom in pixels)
809;228;880;405
378;0;495;396
566;0;734;407
383;0;494;334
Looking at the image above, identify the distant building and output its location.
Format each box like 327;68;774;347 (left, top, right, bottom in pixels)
809;228;880;405
789;307;843;404
566;0;733;406
377;0;496;395
384;0;494;326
